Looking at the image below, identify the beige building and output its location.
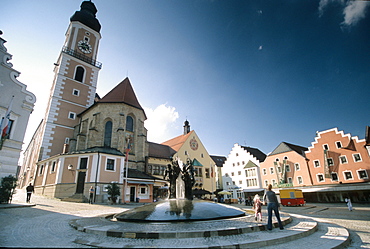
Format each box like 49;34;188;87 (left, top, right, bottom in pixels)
161;121;218;196
0;33;36;179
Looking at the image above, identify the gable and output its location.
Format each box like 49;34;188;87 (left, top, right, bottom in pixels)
269;142;307;157
244;160;258;168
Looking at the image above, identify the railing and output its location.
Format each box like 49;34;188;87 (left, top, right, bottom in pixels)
62;46;102;69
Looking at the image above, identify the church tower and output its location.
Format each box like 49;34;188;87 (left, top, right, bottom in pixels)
40;1;102;159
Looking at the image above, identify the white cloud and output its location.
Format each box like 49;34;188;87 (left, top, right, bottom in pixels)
342;0;369;26
318;0;370;26
144;104;180;143
318;0;338;17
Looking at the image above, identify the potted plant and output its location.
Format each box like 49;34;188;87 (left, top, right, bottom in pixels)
107;182;120;204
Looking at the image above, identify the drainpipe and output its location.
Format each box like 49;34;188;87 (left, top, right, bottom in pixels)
94;151;100;202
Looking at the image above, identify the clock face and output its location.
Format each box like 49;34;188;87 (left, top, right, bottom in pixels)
189;138;198;151
77;40;92;54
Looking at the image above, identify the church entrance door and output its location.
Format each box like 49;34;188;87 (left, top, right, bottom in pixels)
76;171;86;194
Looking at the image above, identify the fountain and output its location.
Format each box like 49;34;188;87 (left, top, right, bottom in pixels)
70;158;296;248
114;157;246;222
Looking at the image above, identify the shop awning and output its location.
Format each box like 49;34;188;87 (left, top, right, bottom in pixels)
243;188;265;193
193;158;203;166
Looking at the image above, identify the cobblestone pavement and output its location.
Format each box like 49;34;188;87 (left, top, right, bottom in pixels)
0;188;369;248
276;202;370;248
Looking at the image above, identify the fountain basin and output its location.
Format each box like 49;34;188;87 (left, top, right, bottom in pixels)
114;199;246;222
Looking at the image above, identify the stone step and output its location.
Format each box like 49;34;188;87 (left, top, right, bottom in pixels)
70;213;350;248
62;193;88;203
72;219;316;248
70;214;292;239
262;215;350;249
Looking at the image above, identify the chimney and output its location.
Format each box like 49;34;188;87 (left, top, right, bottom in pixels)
63;143;69;153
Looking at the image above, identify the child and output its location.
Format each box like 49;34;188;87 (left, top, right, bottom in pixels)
253;194;262;221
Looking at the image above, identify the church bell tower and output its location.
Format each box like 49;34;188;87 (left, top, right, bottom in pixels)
40;1;102;159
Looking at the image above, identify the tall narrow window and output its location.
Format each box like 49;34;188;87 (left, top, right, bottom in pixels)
79;157;88;169
51;161;56;172
126;116;134;132
74;66;84;82
104;121;112;147
39;165;44;175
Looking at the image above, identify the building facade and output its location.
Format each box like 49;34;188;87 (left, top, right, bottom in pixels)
160;121;218;197
303;128;370;202
0;33;36;179
259;128;370;203
210;155;227;193
222;144;266;200
260;142;312;189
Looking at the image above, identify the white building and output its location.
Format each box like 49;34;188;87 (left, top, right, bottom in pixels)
222;143;266;200
0;33;36;179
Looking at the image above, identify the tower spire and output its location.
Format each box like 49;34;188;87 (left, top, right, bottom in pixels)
183;120;190;135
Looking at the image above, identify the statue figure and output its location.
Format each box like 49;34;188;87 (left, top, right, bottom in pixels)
164;159;181;199
164;157;195;200
181;158;195;200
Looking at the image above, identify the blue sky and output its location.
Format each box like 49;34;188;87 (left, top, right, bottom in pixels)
2;0;370;158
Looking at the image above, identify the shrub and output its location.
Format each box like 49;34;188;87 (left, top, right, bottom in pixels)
107;182;120;204
0;175;17;204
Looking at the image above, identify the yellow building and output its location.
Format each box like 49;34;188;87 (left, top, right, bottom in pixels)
160;121;218;197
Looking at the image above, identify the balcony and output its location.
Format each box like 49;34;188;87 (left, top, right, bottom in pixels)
62;46;102;69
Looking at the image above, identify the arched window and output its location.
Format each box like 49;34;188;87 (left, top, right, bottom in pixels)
104;121;112;147
126;116;134;132
74;66;84;82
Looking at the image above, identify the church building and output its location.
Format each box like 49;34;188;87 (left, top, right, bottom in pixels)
19;1;217;203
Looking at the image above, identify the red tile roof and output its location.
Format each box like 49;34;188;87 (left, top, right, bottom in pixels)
161;131;193;152
99;77;144;111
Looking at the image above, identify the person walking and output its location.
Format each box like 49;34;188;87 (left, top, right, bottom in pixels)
263;184;284;230
89;186;95;204
253;194;262;221
26;183;34;203
345;197;352;211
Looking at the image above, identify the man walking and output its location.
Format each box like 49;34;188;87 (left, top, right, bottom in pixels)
26;183;34;203
263;184;284;230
